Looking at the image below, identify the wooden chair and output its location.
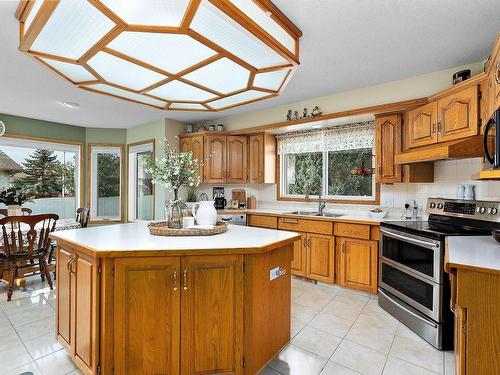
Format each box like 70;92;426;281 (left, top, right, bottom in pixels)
76;207;90;228
0;214;59;301
22;207;32;215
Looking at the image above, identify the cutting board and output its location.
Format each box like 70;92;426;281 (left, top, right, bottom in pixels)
231;189;246;206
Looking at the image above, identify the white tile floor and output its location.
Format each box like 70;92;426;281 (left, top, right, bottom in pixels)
259;278;455;375
0;276;454;375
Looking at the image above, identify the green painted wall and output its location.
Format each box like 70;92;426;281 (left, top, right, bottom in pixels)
0;113;86;143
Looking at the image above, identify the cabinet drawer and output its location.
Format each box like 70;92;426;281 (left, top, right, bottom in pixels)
278;217;332;235
334;222;371;239
248;215;278;229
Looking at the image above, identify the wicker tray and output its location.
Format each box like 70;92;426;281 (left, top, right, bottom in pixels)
148;221;228;236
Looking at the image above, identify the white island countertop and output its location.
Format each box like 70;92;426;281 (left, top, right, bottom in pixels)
50;222;300;257
446;236;500;274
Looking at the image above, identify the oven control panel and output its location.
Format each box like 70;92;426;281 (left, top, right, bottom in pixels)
427;198;500;222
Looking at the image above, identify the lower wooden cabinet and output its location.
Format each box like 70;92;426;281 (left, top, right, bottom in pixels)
336;237;378;294
113;255;243;375
307;233;334;283
114;257;181;375
291;234;307;277
56;247;99;375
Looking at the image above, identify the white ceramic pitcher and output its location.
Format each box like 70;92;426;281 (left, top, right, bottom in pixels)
191;201;217;225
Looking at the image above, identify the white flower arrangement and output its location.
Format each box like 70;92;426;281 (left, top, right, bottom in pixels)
144;138;205;193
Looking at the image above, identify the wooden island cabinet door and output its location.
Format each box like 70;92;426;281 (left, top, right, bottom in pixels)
437;85;478;142
226;136;248;183
306;234;334;283
407;102;438;148
114;257;181;375
337;237;378;294
56;248;73;350
181;255;243;375
204;135;227;183
291;233;307;277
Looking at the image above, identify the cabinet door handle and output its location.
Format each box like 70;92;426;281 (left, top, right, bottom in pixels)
281;218;299;224
342;242;346;253
183;268;188;291
432;123;436;134
303;237;307;247
69;256;76;275
173;269;178;292
67;255;73;272
437;122;442;134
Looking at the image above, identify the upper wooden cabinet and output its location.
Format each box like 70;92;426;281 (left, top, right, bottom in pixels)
204;135;227;183
407;102;438;148
226;136;248;183
437;85;478;142
180;135;204;179
248;134;276;184
407;85;479;149
375;114;402;183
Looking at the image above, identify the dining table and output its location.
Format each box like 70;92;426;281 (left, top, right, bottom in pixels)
0;218;82;287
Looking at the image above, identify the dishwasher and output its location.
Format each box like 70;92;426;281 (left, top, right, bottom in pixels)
216;213;247;226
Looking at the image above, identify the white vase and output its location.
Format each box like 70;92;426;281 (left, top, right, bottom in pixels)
7;205;22;217
191;201;217;225
463;184;475;200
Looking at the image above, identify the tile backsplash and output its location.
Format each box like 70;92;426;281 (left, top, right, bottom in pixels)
194;158;500;217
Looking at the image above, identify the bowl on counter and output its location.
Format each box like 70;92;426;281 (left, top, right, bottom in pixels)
493;229;500;244
368;209;388;219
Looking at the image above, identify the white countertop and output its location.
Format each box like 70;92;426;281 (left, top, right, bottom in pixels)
447;236;500;273
220;208;402;223
50;222;299;253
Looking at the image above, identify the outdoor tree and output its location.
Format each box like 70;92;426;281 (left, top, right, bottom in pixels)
97;153;120;197
17;149;62;196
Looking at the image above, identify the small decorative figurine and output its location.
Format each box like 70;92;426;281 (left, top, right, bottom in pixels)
286;110;292;121
311;106;322;118
302;108;308;119
293;110;299;120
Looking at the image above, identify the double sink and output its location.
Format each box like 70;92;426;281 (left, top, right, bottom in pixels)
285;211;344;218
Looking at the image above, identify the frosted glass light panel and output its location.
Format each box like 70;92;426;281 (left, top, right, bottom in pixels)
169;103;207;111
209;90;271;110
87;52;166;91
254;69;291;91
30;0;115;60
148;80;216;102
229;0;296;53
87;84;166;108
17;0;301;111
184;58;250;94
107;33;216;74
191;1;288;69
39;58;95;83
100;0;190;27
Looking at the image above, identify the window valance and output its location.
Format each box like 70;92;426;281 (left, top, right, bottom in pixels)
276;121;375;155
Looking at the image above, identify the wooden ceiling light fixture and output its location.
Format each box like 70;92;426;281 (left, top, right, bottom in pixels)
15;0;301;112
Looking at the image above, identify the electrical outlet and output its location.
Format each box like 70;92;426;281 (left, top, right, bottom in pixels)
384;197;394;207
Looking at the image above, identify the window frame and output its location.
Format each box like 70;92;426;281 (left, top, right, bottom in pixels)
277;150;380;205
87;143;125;223
127;139;155;222
0;134;84;209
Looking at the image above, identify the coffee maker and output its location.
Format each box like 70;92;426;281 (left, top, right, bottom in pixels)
213;187;226;209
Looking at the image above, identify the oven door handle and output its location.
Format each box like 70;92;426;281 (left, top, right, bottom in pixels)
380;228;440;249
378;289;438;328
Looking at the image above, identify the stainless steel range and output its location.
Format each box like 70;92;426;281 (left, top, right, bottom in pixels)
378;198;500;349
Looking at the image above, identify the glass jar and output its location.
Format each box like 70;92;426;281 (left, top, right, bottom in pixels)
165;189;187;229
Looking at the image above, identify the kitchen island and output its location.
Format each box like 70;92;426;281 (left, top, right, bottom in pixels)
50;223;299;375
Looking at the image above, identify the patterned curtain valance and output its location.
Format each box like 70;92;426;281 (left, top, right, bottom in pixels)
277;121;375;155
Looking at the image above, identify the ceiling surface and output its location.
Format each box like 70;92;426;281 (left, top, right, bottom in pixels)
0;0;499;129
